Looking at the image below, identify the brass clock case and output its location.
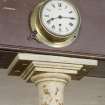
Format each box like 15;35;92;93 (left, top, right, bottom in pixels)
30;0;81;48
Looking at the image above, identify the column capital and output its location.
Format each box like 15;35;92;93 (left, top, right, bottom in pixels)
8;53;98;82
8;53;98;105
31;73;71;85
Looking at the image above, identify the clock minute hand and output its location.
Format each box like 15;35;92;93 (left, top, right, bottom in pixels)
61;16;75;20
47;16;75;24
57;15;75;20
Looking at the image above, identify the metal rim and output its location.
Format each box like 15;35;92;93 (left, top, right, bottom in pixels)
30;0;81;48
39;0;81;38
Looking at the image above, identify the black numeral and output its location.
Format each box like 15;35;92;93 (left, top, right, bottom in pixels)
59;24;62;27
58;3;62;7
47;20;50;24
65;27;69;31
44;15;49;17
69;23;73;26
51;4;55;8
59;28;62;32
65;6;68;9
46;8;51;12
69;11;72;14
52;25;55;29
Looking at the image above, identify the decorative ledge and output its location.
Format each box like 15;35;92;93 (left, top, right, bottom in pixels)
8;53;98;81
8;53;98;105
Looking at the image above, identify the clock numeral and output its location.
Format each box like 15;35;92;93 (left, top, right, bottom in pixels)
51;4;55;8
44;14;49;17
59;28;62;32
65;6;68;9
47;20;51;24
69;11;72;14
59;24;62;27
52;25;55;29
69;23;73;26
58;3;62;7
59;24;62;32
46;8;51;12
65;27;69;31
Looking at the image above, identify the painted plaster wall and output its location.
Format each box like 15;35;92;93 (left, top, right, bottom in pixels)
0;69;105;105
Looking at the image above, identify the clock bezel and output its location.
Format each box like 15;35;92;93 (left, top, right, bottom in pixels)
39;0;81;38
30;0;81;48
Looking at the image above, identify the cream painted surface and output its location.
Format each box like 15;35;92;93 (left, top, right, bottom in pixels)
8;53;98;82
8;53;98;84
7;53;98;105
38;81;65;105
20;60;83;82
9;53;97;67
32;73;71;105
0;69;105;105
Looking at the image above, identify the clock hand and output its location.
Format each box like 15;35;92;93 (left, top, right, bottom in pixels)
47;18;54;23
47;15;75;24
58;15;75;20
63;17;75;20
47;17;59;23
47;16;64;23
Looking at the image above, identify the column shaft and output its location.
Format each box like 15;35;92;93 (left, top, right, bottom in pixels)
31;73;71;105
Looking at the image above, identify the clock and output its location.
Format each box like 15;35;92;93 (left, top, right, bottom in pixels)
30;0;81;48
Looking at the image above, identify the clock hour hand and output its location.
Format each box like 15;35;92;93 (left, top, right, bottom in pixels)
47;17;59;23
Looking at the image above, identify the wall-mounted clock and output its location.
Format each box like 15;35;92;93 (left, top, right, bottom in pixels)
30;0;81;48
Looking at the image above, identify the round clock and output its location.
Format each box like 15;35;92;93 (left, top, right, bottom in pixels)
30;0;81;48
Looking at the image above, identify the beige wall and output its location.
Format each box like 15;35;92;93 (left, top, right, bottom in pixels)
0;69;105;105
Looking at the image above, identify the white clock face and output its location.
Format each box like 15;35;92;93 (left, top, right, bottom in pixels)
40;0;79;37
